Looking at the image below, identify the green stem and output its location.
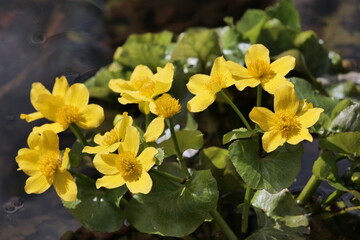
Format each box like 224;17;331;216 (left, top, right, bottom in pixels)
241;186;253;234
296;174;321;206
69;123;87;146
210;209;238;240
166;118;191;179
68;169;95;183
256;85;262;107
321;190;344;208
220;90;252;131
150;169;185;184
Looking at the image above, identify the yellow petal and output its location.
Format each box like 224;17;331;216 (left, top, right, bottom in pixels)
27;131;41;149
126;170;153;194
108;79;133;93
262;75;294;95
36;94;63;121
245;44;270;67
186;74;210;95
32;122;66;133
130;65;154;86
187;93;216;113
20;112;44;122
30;82;50;109
120;126;140;154
93;153;119;175
287;128;313;145
137;147;157;171
210;56;226;76
144;117;165;142
115;112;133;140
297;108;324;128
25;174;51;194
16;149;40;176
96;173;126;189
83;143;120;154
138;101;150;114
40;130;60;154
262;130;286;153
52;76;69;97
234;78;260;91
270;56;295;76
53;170;77;201
249;107;275;131
273;84;299;113
60;148;71;170
64;84;89;110
76;104;104;129
153;63;174;96
226;60;252;79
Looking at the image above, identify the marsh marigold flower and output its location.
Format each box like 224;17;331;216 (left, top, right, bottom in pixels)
144;93;181;142
15;130;77;201
187;56;235;112
94;126;158;194
20;76;104;133
83;112;133;154
226;44;295;94
108;63;174;114
249;85;324;152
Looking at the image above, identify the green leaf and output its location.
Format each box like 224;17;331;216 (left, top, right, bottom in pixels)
62;176;127;232
330;99;354;120
117;31;173;71
266;0;301;32
68;140;85;168
171;29;222;71
222;128;258;144
319;132;360;156
157;130;203;157
201;147;228;169
290;77;338;115
236;9;267;43
329;103;360;132
216;25;245;63
228;139;302;193
126;169;219;237
312;151;338;182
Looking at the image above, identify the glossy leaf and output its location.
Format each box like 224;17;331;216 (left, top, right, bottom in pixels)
312;151;338;182
201;147;229;169
223;128;258;144
319;132;360;156
266;0;301;32
329;103;360;132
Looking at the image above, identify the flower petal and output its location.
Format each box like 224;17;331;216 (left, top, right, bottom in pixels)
25;174;51;194
249;107;275;131
120;126;140;155
297;108;324;128
126;171;153;194
52;76;69;97
40;130;60;154
96;173;126;189
27;131;41;149
270;56;295;76
93;153;119;175
262;130;286;153
108;79;133;93
53;170;77;201
262;75;294;95
114;112;133;140
187;93;216;113
32;122;66;134
138;101;150;114
210;56;226;76
137;147;157;171
153;63;174;96
60;148;71;171
20;112;44;122
245;44;270;67
226;60;252;79
273;84;299;113
287;128;313;145
16;149;40;176
83;143;120;154
186;74;211;95
76;104;104;129
64;84;89;110
130;65;154;86
30;82;51;109
234;78;260;91
36;94;63;121
144;117;165;142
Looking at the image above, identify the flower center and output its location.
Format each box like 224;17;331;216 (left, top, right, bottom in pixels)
102;130;118;146
247;60;275;82
154;94;181;118
39;151;59;178
131;76;155;98
206;74;225;93
116;151;142;182
274;110;301;139
55;105;80;127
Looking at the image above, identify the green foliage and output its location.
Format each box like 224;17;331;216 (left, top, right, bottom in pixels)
222;128;258;144
319;132;360;157
68;140;85;167
201;147;229;169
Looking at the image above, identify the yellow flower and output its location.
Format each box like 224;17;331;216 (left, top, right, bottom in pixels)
108;63;174;114
249;85;324;152
187;56;235;112
15;130;77;201
226;44;295;94
144;93;181;142
83;112;133;154
20;76;104;133
95;126;158;194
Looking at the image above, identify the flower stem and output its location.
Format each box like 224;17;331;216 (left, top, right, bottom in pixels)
220;90;252;131
210;209;238;240
256;85;262;107
321;190;344;208
68;169;95;183
296;174;321;206
241;186;253;234
150;169;185;184
166;118;191;179
69;123;87;146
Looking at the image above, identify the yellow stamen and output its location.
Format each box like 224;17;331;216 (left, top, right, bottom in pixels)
206;74;225;92
39;152;59;178
116;151;142;182
247;60;275;81
154;94;181;118
274;110;301;138
55;105;80;127
102;130;118;146
131;76;155;98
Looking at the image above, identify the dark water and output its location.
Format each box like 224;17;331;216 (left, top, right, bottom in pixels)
0;0;359;239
